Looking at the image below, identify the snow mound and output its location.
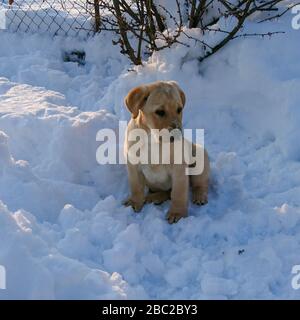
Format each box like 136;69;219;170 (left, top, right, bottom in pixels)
0;200;141;299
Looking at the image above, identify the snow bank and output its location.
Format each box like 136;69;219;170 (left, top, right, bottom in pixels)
0;200;141;299
1;14;300;299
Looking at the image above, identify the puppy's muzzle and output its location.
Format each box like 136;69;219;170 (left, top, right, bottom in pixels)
168;123;182;143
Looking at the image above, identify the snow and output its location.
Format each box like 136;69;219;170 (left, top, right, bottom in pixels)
1;11;300;299
0;1;92;37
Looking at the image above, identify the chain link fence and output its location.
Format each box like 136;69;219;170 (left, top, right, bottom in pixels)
0;0;98;37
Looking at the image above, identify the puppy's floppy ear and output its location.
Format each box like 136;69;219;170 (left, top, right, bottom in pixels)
125;85;150;118
169;81;186;107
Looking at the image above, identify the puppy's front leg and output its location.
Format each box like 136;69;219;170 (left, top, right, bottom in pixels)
167;165;189;224
123;163;145;212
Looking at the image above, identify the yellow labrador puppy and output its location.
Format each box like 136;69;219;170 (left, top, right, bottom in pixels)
123;81;209;223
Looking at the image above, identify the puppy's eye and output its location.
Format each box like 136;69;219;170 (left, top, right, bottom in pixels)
155;110;166;117
177;107;183;114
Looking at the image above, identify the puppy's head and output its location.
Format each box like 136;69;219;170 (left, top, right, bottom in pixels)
125;81;185;133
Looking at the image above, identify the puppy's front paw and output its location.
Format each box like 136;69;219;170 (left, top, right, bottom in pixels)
166;210;187;224
192;187;208;206
123;197;145;212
